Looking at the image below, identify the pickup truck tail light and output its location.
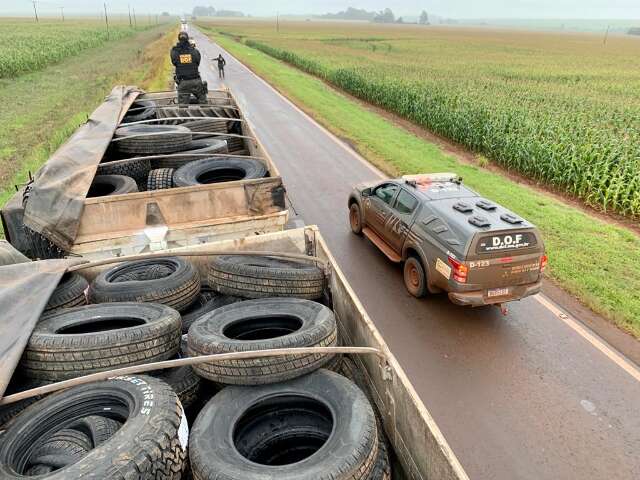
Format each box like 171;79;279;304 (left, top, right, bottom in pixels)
448;256;468;283
540;254;548;272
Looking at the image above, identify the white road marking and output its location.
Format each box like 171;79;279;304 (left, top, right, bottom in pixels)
195;28;640;383
534;294;640;383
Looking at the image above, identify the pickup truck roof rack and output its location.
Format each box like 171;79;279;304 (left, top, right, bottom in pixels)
403;172;462;188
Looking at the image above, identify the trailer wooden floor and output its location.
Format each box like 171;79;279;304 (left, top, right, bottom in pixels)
190;27;640;480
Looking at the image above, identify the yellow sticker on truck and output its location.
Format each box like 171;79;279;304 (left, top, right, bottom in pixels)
179;54;192;64
436;258;452;279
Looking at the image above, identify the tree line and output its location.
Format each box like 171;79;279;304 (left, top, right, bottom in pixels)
317;7;430;25
192;6;245;18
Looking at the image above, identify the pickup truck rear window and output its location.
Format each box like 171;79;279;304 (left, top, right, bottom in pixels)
476;232;537;254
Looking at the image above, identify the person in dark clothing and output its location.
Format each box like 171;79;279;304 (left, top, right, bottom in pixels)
170;31;207;105
216;54;226;79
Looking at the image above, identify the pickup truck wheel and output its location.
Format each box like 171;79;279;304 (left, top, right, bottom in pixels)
208;255;325;299
349;203;364;235
188;298;338;385
0;376;188;479
189;370;378;480
151;362;202;410
89;257;200;312
43;272;88;314
22;303;181;381
404;257;427;298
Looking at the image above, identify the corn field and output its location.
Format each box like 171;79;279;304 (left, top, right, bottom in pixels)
212;22;640;218
0;20;148;78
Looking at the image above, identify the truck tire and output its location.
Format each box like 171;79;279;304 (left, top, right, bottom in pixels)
173;157;267;187
188;298;337;385
181;287;241;334
114;125;193;155
147;168;175;190
371;437;392;480
224;136;246;153
21;303;181;381
0;375;188;479
190;370;378;480
43;272;88;314
208;255;325;300
89;257;200;312
182;118;229;137
122;99;157;123
349;202;364;235
23;226;66;260
87;174;138;198
403;256;427;298
97;157;151;187
152;138;229;169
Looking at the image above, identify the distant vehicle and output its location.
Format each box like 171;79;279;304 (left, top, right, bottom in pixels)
348;173;546;308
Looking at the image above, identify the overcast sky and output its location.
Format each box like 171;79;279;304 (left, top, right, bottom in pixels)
2;1;640;19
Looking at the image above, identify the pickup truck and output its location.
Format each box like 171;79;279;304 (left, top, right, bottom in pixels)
348;173;546;307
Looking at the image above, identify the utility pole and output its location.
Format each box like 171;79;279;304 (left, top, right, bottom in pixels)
32;1;39;23
59;6;64;22
104;3;110;40
133;8;137;28
128;4;132;28
603;24;610;45
276;12;279;33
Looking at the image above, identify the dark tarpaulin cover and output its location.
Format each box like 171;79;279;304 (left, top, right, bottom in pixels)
23;86;143;250
0;259;82;397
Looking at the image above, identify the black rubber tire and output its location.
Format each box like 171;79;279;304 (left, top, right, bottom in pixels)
180;287;242;334
403;256;427;298
21;303;181;381
0;377;50;428
87;174;138;198
25;415;123;475
188;297;338;385
97;157;152;187
0;375;188;479
114;125;193;155
189;369;378;480
152;138;229;169
349;202;364;235
43;272;88;314
122;99;158;123
173;157;267;187
152;364;201;410
370;436;392;480
208;255;325;300
22;226;66;260
224;136;246;153
147;168;175;190
182;118;230;137
89;257;200;312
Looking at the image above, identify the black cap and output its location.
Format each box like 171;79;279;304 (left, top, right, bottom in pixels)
178;31;189;42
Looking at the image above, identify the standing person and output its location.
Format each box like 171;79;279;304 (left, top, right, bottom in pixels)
216;54;226;79
170;31;207;105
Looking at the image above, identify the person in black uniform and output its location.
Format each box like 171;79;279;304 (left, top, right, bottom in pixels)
170;31;207;105
216;54;226;79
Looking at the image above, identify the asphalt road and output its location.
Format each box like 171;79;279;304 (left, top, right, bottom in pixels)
191;28;640;480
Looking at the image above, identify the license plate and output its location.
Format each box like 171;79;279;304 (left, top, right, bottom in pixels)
487;287;510;298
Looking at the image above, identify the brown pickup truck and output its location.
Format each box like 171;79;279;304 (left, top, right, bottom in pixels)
348;173;547;307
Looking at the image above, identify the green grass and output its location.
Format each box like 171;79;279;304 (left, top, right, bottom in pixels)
207;30;640;338
0;25;175;221
197;20;640;219
0;19;158;78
